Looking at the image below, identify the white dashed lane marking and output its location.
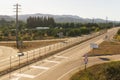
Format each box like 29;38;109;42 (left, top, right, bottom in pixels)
54;56;68;59
12;73;35;78
44;60;60;64
30;66;50;70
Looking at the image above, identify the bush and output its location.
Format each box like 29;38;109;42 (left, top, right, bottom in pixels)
117;29;120;35
71;61;120;80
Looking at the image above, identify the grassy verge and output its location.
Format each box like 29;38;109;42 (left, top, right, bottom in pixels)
114;35;120;41
0;40;64;52
88;41;120;56
114;29;120;41
71;61;120;80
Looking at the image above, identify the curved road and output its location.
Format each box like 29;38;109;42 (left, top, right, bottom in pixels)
0;27;119;80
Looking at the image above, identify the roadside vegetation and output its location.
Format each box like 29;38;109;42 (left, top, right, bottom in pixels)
71;61;120;80
0;17;118;41
114;29;120;41
0;17;119;50
71;30;120;80
88;29;120;56
88;41;120;56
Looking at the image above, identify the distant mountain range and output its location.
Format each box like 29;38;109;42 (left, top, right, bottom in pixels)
0;13;115;23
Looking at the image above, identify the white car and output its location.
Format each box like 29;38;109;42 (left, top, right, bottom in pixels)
17;52;24;57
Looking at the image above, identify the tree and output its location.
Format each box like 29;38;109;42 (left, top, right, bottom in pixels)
80;26;90;34
26;17;55;28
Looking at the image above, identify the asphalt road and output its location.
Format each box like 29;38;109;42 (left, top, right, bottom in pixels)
0;27;119;80
0;30;100;72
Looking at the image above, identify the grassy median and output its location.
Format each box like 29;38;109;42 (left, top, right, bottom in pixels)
88;41;120;56
71;61;120;80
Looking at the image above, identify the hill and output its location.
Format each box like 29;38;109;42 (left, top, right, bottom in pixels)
0;15;14;21
0;13;114;23
13;13;110;23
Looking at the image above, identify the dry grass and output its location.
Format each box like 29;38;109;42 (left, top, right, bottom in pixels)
88;41;120;56
0;40;64;52
71;61;120;80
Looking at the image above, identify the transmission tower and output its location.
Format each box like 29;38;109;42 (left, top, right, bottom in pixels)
14;3;21;49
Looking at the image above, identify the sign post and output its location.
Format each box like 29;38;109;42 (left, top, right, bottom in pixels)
19;56;21;73
9;56;12;79
84;54;88;71
26;51;29;70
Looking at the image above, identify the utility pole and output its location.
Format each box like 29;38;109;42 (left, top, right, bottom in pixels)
106;17;108;24
113;20;115;27
105;17;108;31
14;3;21;49
92;17;94;23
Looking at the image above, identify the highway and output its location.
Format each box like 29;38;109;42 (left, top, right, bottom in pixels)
0;27;119;80
0;29;102;73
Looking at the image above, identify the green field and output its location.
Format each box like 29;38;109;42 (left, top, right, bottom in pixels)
71;61;120;80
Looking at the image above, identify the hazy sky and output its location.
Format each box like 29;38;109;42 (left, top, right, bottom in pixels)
0;0;120;20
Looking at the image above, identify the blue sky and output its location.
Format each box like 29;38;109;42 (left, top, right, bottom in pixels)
0;0;120;20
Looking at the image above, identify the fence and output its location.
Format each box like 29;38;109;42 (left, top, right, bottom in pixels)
0;30;106;77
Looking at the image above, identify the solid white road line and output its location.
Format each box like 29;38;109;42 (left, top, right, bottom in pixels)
44;60;60;64
30;66;50;70
57;65;84;80
54;56;68;59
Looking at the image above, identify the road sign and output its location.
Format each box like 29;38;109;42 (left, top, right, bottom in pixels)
83;54;88;70
57;32;64;38
90;43;99;49
84;54;88;64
